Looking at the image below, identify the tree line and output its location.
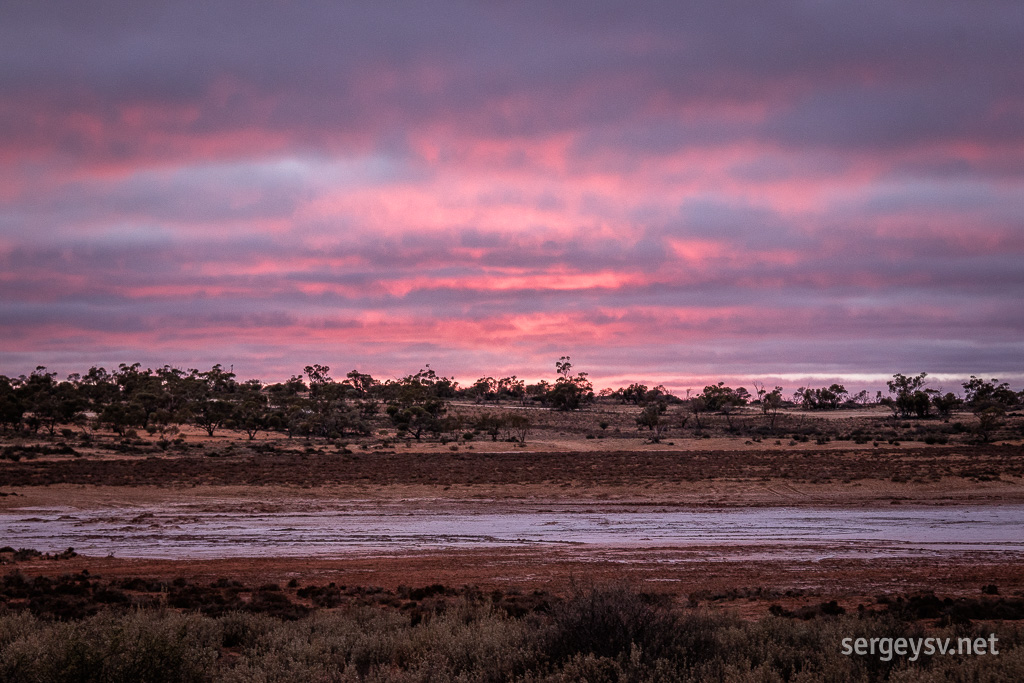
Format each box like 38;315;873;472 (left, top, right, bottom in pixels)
0;357;1019;443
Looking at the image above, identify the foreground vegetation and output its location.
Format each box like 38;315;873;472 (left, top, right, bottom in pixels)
1;584;1023;682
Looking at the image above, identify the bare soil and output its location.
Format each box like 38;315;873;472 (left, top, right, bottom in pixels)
3;422;1024;618
6;545;1023;621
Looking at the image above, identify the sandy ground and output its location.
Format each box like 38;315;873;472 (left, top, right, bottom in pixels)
5;475;1024;512
4;430;1024;616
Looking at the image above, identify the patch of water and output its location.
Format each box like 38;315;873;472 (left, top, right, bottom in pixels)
2;504;1022;560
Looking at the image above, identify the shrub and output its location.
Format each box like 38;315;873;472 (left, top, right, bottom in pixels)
0;611;219;683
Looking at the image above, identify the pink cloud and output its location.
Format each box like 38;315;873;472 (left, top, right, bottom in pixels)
2;2;1023;386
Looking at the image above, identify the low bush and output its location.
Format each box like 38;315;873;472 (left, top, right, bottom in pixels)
3;585;1024;681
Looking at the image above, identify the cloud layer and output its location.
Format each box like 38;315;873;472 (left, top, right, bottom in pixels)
2;1;1023;390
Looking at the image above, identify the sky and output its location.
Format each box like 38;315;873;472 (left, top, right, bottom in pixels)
1;1;1023;393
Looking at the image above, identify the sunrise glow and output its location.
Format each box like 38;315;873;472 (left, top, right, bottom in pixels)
2;2;1022;391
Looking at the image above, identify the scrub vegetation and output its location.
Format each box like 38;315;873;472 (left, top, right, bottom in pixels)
3;361;1024;680
2;583;1024;682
